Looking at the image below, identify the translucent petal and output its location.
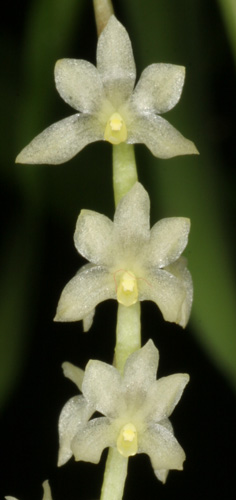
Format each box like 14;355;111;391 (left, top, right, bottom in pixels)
127;113;199;159
82;360;125;417
72;417;116;463
132;63;185;114
55;59;104;112
58;396;94;466
139;423;185;470
123;340;159;396
113;183;150;248
62;361;84;391
74;210;115;266
16;114;103;165
165;257;193;327
138;268;187;326
146;217;190;268
54;264;116;322
97;16;136;106
142;373;189;422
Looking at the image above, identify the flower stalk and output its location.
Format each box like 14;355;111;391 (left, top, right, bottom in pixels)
114;302;141;373
100;141;139;500
113;143;138;206
100;448;128;500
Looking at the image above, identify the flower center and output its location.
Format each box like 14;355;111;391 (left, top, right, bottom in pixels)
104;112;127;145
117;423;138;457
116;271;138;307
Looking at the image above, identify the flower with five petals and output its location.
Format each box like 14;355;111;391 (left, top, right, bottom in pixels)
55;183;193;330
58;340;189;484
16;16;198;165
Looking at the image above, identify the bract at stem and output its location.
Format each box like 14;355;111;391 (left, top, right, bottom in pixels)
93;0;114;36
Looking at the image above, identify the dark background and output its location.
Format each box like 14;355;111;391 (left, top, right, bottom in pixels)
1;1;236;499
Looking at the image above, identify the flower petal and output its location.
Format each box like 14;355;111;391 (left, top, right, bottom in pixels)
132;63;185;114
97;16;136;106
147;217;190;268
16;114;103;165
113;183;150;247
55;59;104;113
165;257;193;327
154;469;169;484
142;373;189;422
138;268;188;327
42;481;53;500
139;423;186;470
62;361;84;391
72;417;116;463
151;417;172;484
82;360;125;417
54;264;116;323
127;113;199;159
83;309;95;332
123;340;159;396
58;395;94;466
74;210;115;266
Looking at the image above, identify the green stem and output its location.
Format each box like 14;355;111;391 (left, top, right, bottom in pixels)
99;304;141;500
115;302;141;373
93;0;114;36
100;448;128;500
113;144;138;206
100;136;139;500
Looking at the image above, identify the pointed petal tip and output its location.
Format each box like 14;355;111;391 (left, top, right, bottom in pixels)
15;152;28;164
183;373;190;385
191;143;200;155
57;454;66;467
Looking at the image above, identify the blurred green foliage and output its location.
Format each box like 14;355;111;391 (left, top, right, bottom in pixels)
1;0;236;411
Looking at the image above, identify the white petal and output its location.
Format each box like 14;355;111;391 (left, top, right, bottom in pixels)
42;481;53;500
142;373;189;422
74;210;115;266
139;423;185;470
123;340;159;397
138;268;188;326
82;360;125;417
16;114;103;165
54;264;116;322
58;396;94;466
154;417;173;482
113;183;150;247
72;417;116;463
127;113;199;159
147;217;190;268
132;63;185;114
165;257;193;327
55;59;104;112
97;16;136;106
62;361;84;391
83;309;95;332
154;469;169;484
